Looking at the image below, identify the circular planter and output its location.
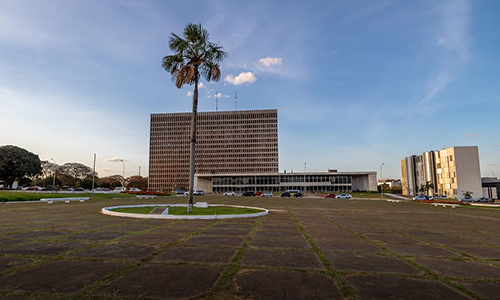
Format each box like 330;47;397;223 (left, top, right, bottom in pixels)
101;204;268;219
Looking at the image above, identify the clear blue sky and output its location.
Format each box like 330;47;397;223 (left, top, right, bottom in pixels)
1;0;499;179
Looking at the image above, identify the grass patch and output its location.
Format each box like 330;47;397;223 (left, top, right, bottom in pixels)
0;191;136;202
112;206;156;214
111;206;265;215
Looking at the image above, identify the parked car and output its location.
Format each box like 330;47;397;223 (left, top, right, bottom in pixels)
261;192;273;197
324;194;336;199
336;194;352;199
281;192;291;197
413;195;428;201
254;192;263;197
242;191;255;197
435;195;448;199
176;192;188;197
427;195;434;200
293;192;303;198
286;190;301;196
130;188;141;192
475;197;493;203
460;197;474;203
193;190;205;196
223;191;236;196
23;186;44;191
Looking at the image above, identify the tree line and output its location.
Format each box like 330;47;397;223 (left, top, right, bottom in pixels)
0;145;147;190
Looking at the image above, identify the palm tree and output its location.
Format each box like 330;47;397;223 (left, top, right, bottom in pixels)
424;181;434;196
162;23;227;213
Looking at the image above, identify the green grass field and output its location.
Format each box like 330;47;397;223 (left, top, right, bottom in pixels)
0;191;137;202
111;205;265;215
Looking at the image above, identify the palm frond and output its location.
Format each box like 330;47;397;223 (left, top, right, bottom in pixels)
163;23;226;88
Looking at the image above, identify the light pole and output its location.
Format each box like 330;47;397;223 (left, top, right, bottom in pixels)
304;162;306;195
120;159;125;188
50;158;57;188
380;163;384;200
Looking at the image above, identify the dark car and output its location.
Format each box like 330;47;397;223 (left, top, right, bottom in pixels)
281;192;291;197
293;192;303;198
324;194;336;199
242;191;255;197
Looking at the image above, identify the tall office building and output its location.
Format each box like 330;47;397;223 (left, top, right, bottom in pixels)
401;146;482;199
149;109;278;192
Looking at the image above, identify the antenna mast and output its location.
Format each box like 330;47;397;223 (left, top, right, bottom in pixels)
235;91;238;110
215;91;219;111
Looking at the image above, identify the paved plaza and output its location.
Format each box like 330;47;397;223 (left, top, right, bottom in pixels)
0;196;499;299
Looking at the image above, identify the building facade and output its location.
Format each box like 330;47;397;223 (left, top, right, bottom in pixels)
401;146;482;199
194;170;377;193
482;177;500;199
149;109;278;192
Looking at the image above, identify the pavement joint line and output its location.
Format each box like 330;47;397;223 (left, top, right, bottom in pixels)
310;209;484;300
382;225;500;267
0;288;75;300
281;200;360;300
209;216;262;299
74;218;225;298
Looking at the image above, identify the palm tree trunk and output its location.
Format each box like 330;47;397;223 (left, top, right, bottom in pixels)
187;77;199;213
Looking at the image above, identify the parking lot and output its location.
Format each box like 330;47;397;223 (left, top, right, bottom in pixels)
1;196;499;299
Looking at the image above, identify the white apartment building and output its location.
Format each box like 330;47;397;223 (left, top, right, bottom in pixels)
401;146;482;199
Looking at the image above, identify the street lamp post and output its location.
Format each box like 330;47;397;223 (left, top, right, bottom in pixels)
380;163;384;200
304;162;306;195
50;158;57;188
120;159;125;188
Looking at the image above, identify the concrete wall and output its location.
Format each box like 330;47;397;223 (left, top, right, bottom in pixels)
455;146;482;199
352;173;377;191
194;176;212;192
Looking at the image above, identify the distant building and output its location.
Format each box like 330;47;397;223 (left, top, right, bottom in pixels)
482;177;500;199
401;146;482;199
378;179;402;189
195;170;377;193
149;109;278;192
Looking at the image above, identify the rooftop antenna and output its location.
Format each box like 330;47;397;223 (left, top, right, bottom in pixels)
215;91;219;111
139;166;141;176
235;91;238;110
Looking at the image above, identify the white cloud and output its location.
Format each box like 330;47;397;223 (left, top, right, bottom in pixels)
224;72;257;85
100;168;112;172
187;91;192;97
467;133;478;138
103;157;123;162
259;57;283;67
199;82;206;88
215;92;222;98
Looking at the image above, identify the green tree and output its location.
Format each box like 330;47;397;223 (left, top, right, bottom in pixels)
162;23;227;213
0;145;42;188
58;163;95;187
424;181;434;196
463;191;473;198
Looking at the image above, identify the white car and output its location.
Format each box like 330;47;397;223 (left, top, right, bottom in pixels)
435;195;448;199
176;192;188;197
223;191;235;196
261;192;273;197
336;194;352;199
130;188;141;192
193;190;205;196
413;195;428;201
